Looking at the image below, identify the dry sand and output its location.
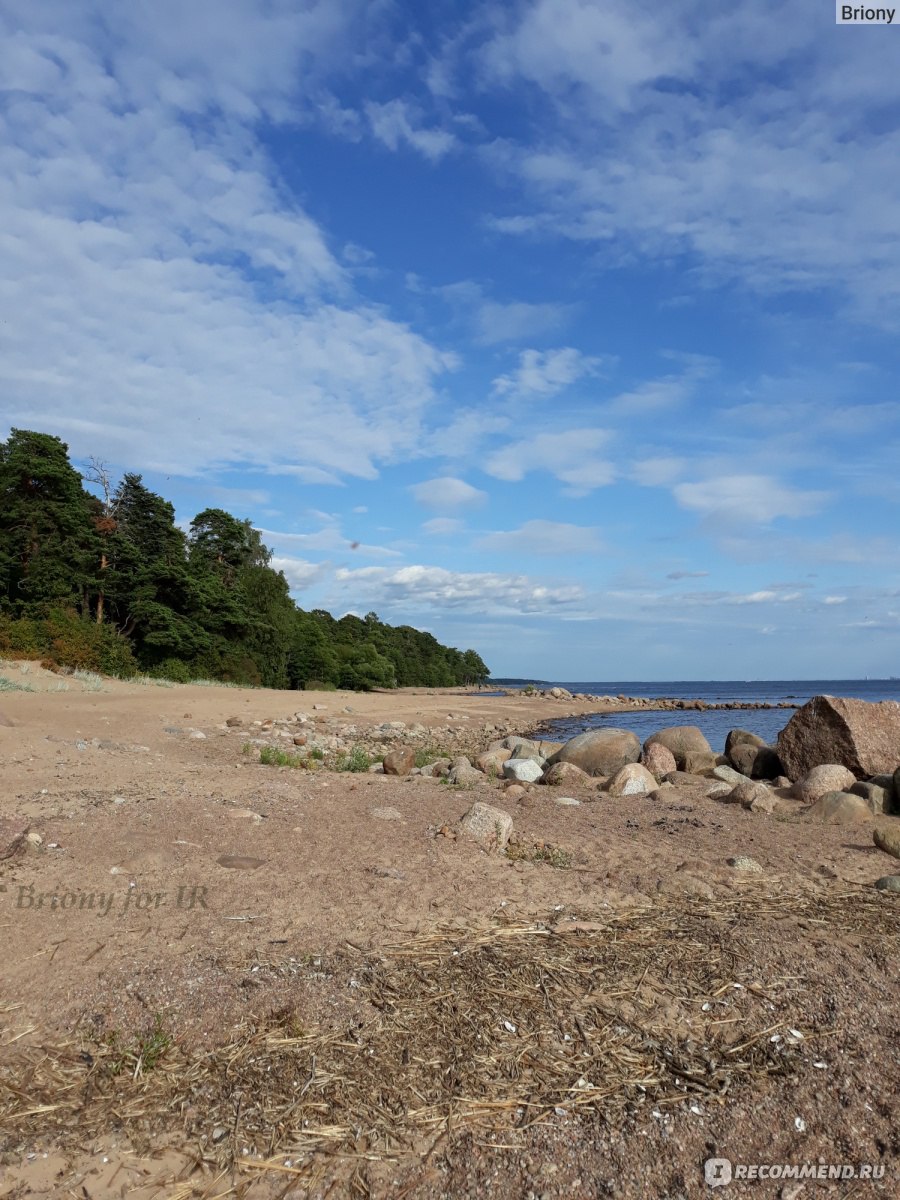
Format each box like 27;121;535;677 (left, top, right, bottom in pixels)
0;666;897;1198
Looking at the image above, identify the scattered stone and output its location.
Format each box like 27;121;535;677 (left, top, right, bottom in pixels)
225;716;243;727
503;758;544;784
548;728;641;777
189;730;207;740
542;761;590;787
229;808;263;823
641;741;677;778
293;734;307;746
553;796;581;807
874;875;900;892
727;855;763;873
873;825;900;860
449;757;484;785
217;855;266;869
0;818;28;860
807;791;874;824
503;784;527;801
644;726;711;768
459;802;513;851
371;807;405;822
704;782;734;801
777;694;900;779
476;749;512;775
606;762;658;797
383;747;416;777
722;781;774;811
792;764;857;805
25;831;43;848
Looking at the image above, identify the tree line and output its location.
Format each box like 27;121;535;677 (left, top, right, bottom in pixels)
0;429;490;690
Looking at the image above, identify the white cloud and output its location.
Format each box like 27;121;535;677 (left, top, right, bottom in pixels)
823;595;847;605
476;520;603;556
0;2;454;481
422;517;464;535
474;0;900;323
479;0;690;109
485;429;615;494
673;475;828;526
410;477;488;510
476;299;572;344
666;570;708;580
608;356;713;413
631;457;685;487
492;347;604;398
365;98;457;162
332;563;585;614
271;555;328;592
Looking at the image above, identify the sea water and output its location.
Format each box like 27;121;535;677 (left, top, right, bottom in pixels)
503;679;900;753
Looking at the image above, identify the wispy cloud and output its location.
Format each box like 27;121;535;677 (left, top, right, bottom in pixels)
332;564;585;614
410;477;488;510
673;475;828;528
476;519;604;556
485;429;615;495
492;347;605;397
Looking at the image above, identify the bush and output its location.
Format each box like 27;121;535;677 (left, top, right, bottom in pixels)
0;609;137;676
336;745;371;772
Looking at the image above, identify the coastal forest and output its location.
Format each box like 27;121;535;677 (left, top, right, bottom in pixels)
0;429;490;690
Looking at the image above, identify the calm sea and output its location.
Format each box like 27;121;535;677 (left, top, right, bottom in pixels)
500;679;900;753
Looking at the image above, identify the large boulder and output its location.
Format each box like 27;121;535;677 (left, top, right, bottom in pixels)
548;728;641;778
728;742;783;780
641;741;677;778
724;728;767;757
806;791;874;824
503;758;544;784
681;749;720;775
542;761;590;787
874;824;900;860
606;762;658;797
723;781;776;813
476;748;512;775
792;763;857;805
383;747;416;776
777;696;900;780
849;781;889;814
644;726;711;768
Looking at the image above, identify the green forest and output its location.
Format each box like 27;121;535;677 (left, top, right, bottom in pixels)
0;429;490;690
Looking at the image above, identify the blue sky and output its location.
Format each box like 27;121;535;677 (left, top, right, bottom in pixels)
2;0;899;679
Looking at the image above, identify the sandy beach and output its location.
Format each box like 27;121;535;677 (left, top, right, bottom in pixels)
0;668;897;1198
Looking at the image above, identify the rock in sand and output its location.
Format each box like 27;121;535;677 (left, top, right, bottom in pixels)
778;695;900;779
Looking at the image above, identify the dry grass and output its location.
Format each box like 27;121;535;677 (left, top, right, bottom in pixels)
1;889;897;1195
